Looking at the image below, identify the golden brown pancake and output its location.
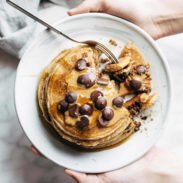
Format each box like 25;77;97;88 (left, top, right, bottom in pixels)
38;49;71;123
38;43;156;150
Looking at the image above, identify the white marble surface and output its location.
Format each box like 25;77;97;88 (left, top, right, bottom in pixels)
0;32;183;182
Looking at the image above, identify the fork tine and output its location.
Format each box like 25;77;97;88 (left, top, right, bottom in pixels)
95;44;118;63
96;43;118;63
97;43;117;59
95;44;110;58
96;44;113;61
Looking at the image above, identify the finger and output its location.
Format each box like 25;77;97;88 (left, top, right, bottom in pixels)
65;169;87;183
31;145;44;157
67;0;105;16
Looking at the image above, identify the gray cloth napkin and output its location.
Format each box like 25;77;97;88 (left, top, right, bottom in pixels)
0;0;40;58
0;0;81;58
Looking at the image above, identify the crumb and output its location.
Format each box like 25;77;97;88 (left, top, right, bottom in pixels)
100;53;110;63
134;121;141;132
101;58;110;63
109;39;117;46
141;116;148;120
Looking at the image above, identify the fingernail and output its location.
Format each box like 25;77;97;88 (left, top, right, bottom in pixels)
67;9;75;16
31;145;43;156
67;10;72;16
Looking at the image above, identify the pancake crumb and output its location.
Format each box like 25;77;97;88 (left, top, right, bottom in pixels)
109;39;117;46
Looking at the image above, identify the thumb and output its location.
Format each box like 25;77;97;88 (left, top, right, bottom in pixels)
67;0;106;16
65;169;87;183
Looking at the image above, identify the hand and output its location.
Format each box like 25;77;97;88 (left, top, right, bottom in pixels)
68;0;183;40
31;146;183;183
31;145;44;157
65;147;183;183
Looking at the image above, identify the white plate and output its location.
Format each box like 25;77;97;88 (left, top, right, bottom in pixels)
15;13;172;173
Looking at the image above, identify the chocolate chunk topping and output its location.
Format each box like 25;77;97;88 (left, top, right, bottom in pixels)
65;92;77;103
102;108;114;121
110;75;123;83
95;97;107;110
69;104;80;118
75;59;87;71
80;103;93;116
76;116;89;131
118;73;128;82
77;72;96;88
97;114;109;127
136;65;146;74
112;96;124;108
90;90;103;102
129;79;142;91
57;100;69;114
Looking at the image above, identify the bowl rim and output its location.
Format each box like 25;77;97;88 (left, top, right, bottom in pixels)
14;13;173;173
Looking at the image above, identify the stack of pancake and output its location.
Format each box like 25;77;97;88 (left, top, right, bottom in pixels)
38;43;156;150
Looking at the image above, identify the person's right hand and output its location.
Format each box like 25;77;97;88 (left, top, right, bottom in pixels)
68;0;183;40
32;142;183;183
65;147;183;183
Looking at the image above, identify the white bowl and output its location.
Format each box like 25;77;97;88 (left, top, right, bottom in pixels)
15;13;172;173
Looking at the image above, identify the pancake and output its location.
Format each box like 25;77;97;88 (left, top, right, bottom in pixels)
53;119;135;149
105;43;152;96
37;43;156;150
38;49;71;123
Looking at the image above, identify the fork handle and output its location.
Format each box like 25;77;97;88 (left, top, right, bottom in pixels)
6;0;78;43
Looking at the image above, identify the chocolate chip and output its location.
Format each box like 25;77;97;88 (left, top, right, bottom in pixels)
118;73;128;82
112;97;124;108
135;101;142;108
95;97;107;110
76;116;89;131
136;65;146;74
129;79;142;91
90;90;103;102
77;72;96;88
97;114;108;127
69;104;80;118
110;75;123;83
75;59;87;71
102;108;114;121
79;103;93;116
65;92;77;103
57;100;69;114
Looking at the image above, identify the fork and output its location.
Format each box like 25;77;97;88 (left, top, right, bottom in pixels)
6;0;118;64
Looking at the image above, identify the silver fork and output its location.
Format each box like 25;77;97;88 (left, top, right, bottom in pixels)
6;0;118;64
